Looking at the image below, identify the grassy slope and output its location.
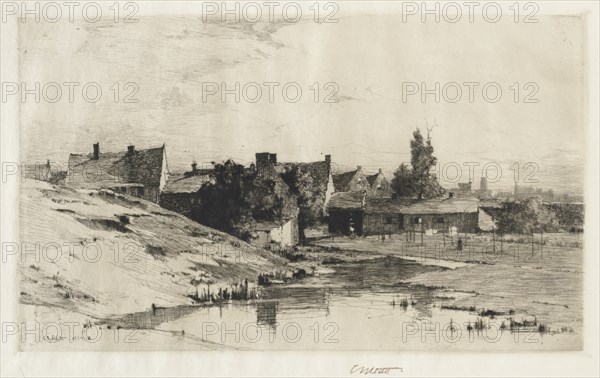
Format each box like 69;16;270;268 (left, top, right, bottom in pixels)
19;181;286;320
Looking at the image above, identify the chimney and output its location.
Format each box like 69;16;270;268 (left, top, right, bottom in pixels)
325;154;331;164
357;165;362;171
378;168;382;174
93;143;99;160
480;176;488;191
256;152;277;174
127;145;135;155
191;162;197;172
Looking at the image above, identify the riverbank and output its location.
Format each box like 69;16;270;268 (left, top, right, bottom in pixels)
18;181;288;322
310;233;583;338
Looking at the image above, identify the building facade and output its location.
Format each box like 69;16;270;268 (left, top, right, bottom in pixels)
332;166;373;194
366;169;393;197
327;195;480;236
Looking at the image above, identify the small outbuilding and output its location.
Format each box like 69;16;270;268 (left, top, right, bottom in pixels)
398;198;480;234
253;217;299;247
327;192;366;235
327;194;480;236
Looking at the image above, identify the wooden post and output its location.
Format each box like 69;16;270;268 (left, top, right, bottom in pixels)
531;231;534;257
443;227;446;246
540;230;543;259
463;213;467;247
492;224;495;253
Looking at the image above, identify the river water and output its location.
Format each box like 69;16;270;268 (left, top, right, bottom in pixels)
119;255;580;350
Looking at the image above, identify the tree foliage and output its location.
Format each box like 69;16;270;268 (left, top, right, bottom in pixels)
190;161;297;240
281;164;328;242
482;196;560;234
391;128;445;199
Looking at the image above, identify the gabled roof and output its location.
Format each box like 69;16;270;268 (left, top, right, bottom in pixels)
366;173;379;186
332;169;357;192
116;146;165;187
68;145;166;187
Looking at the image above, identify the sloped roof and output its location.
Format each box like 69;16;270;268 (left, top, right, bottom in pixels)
366;173;379;186
68;151;127;183
399;198;479;215
116;146;165;187
327;191;364;210
332;169;357;192
365;197;416;213
68;146;165;187
330;194;479;214
162;173;215;193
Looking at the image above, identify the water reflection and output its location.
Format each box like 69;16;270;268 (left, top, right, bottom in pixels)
256;301;278;328
102;255;580;351
112;256;441;330
113;305;199;329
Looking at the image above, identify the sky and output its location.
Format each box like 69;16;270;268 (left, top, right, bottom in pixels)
18;4;586;194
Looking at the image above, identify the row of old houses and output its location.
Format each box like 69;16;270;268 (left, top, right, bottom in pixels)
64;144;334;248
331;165;393;197
326;163;481;236
60;143;483;247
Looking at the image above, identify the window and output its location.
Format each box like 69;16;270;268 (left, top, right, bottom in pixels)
385;215;395;224
436;217;445;224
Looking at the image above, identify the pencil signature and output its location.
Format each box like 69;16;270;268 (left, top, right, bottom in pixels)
350;365;403;375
